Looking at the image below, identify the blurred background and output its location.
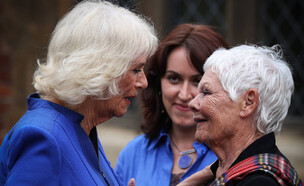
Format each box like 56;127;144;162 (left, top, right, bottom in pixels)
0;0;303;178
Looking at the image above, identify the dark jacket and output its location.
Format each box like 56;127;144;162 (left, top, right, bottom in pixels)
210;132;295;185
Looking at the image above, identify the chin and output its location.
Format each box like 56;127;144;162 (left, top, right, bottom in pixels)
173;118;196;127
195;131;207;143
180;123;197;130
115;110;127;118
115;113;125;118
195;135;202;143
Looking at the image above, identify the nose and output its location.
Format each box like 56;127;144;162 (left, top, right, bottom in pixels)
189;95;200;112
178;82;192;101
136;73;148;89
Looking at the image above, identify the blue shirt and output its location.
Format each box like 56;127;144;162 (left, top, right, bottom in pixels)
0;93;121;185
115;128;217;186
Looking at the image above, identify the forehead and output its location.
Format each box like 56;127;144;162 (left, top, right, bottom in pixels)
166;47;199;73
130;55;147;67
198;69;221;88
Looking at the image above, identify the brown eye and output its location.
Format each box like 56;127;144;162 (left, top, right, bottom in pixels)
168;75;180;84
133;69;142;74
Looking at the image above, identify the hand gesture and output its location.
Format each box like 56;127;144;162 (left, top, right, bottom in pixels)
177;165;213;186
128;178;135;186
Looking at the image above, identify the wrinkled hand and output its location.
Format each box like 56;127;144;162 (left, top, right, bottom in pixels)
128;178;135;186
177;165;213;186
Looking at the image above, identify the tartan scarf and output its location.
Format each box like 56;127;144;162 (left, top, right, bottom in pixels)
210;153;303;186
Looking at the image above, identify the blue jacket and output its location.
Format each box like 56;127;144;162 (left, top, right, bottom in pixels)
0;93;121;186
115;128;217;186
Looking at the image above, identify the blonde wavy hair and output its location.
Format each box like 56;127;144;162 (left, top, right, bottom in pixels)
33;0;158;108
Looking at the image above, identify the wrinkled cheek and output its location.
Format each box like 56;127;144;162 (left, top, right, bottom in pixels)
205;98;220;120
208;97;220;108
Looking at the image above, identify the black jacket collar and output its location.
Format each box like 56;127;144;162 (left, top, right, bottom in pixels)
211;132;284;175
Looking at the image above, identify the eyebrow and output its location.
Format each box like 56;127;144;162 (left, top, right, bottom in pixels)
134;62;146;67
129;62;145;70
165;70;202;78
198;82;209;90
165;70;178;74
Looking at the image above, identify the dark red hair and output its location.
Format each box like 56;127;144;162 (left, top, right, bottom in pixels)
140;24;229;138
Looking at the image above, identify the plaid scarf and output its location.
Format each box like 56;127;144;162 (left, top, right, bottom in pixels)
210;153;303;186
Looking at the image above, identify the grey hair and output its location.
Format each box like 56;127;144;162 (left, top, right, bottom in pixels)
33;0;158;108
204;44;294;134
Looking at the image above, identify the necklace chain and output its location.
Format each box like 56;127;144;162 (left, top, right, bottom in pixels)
170;135;196;155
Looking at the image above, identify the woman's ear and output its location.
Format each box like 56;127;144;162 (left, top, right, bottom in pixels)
240;89;259;118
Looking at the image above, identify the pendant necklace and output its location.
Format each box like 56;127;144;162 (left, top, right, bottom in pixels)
171;136;196;169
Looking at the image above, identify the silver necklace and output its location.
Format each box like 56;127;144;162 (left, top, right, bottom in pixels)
171;136;196;169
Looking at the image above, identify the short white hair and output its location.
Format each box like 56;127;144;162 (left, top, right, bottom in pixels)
204;44;294;134
33;0;158;107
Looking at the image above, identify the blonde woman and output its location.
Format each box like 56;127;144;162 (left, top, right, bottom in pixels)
0;1;158;185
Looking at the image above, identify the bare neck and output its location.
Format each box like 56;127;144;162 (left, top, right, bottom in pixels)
41;95;111;135
170;124;197;149
77;99;113;135
80;117;111;136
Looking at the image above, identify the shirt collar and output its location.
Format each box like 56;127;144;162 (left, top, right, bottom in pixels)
147;126;170;151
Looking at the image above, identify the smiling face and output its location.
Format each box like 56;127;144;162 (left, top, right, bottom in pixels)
161;47;202;128
189;68;242;146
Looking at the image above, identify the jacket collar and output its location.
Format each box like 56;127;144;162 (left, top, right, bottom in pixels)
210;132;282;175
27;93;84;124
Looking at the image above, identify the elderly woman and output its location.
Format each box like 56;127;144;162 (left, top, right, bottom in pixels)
0;1;158;185
182;45;302;185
